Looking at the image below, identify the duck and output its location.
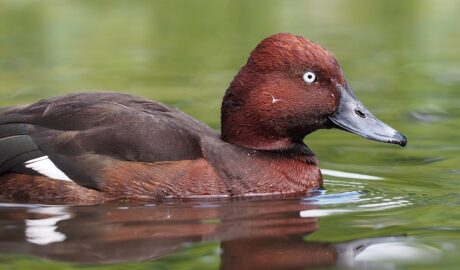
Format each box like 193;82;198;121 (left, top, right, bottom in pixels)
0;33;407;203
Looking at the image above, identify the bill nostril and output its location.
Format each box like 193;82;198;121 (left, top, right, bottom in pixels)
354;108;367;118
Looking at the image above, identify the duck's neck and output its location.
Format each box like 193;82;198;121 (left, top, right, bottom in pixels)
221;125;296;150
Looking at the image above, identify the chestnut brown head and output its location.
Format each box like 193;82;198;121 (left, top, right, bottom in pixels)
221;33;406;150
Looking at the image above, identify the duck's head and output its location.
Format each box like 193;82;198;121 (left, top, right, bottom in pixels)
221;33;407;150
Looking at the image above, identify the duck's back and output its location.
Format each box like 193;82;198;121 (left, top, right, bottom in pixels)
0;92;217;188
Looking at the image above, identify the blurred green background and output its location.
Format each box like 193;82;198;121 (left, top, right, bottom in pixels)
1;0;459;129
1;0;460;269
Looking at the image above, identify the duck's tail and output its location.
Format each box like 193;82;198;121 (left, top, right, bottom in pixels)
0;105;42;175
0;121;43;175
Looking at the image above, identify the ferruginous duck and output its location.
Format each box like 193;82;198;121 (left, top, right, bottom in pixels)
0;33;406;203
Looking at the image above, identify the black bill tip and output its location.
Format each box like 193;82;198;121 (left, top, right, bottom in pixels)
393;132;407;147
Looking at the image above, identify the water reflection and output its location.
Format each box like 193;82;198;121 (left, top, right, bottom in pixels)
0;196;438;269
25;206;72;245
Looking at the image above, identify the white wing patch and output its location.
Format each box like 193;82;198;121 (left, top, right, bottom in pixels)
24;156;72;182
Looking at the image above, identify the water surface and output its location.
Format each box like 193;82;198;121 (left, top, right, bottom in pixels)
1;0;460;269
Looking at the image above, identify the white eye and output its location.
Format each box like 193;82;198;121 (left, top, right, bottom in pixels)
302;72;317;84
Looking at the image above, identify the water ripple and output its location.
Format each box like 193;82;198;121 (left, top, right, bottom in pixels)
301;168;412;218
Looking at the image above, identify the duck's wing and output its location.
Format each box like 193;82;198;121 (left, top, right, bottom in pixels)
0;92;217;189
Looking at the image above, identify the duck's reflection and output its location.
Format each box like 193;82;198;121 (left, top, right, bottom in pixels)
0;199;409;269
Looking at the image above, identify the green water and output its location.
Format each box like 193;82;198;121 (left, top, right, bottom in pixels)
1;0;460;269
